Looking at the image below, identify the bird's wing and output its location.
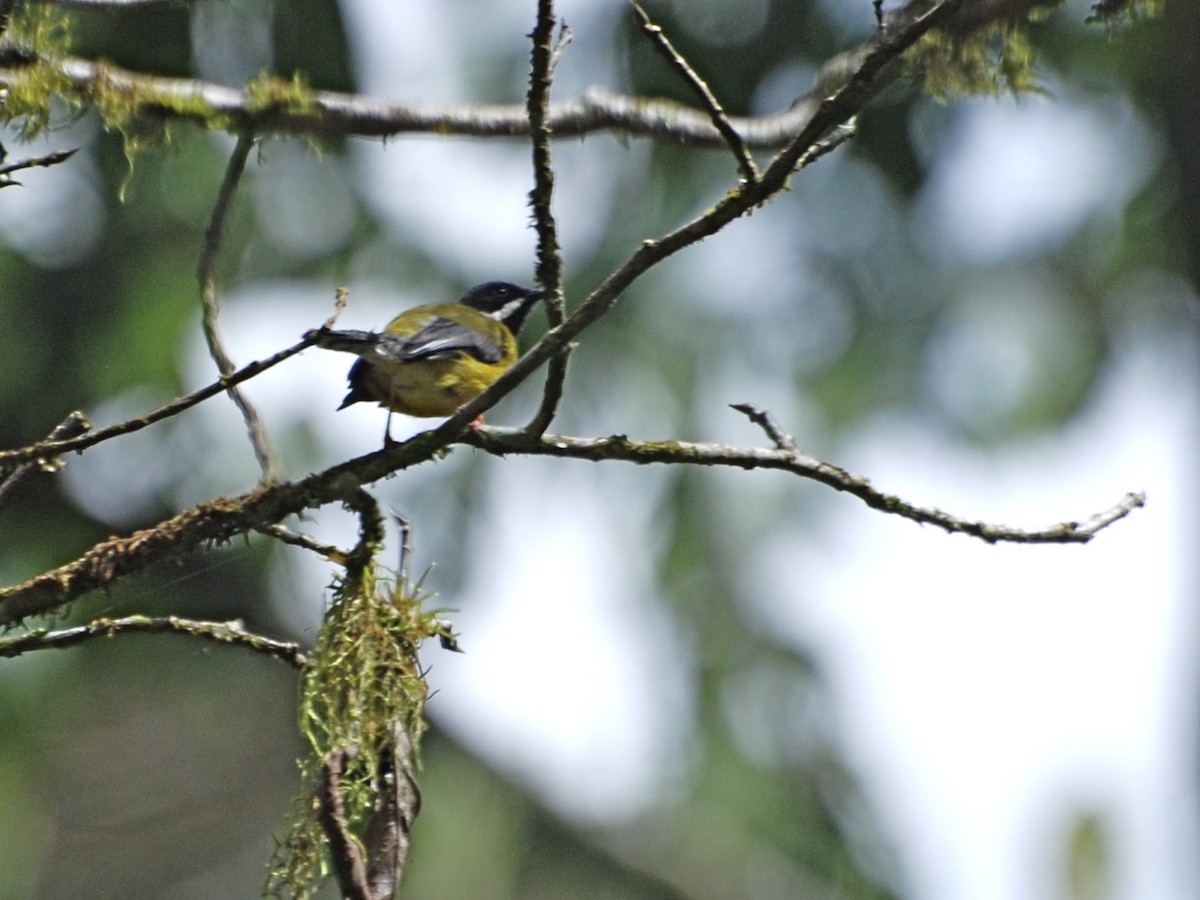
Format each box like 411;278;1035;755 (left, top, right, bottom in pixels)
387;316;505;365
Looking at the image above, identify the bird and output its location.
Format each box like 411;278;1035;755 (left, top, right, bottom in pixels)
307;281;543;442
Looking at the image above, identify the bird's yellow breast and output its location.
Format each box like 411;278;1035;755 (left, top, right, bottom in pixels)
360;352;513;417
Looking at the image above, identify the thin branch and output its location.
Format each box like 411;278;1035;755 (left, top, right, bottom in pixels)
547;16;572;76
0;50;786;145
905;0;1061;35
462;426;1146;545
632;3;758;183
730;403;796;451
0;615;307;667
199;132;277;484
256;524;349;565
0;147;78;188
0;411;90;513
800;121;858;167
32;0;200;6
524;0;568;437
0;334;316;471
391;512;413;587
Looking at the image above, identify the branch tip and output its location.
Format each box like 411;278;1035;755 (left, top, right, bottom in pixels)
632;2;758;183
730;403;797;451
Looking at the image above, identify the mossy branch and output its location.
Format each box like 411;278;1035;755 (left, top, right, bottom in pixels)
0;0;1093;150
269;490;431;899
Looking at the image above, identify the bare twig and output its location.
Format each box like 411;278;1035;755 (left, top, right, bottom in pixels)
524;0;568;437
796;122;857;168
0;411;90;513
632;3;758;183
730;403;796;451
29;0;201;6
463;426;1146;545
199;132;277;484
256;524;349;564
547;17;572;77
0;377;1145;630
0;334;316;472
0;614;307;667
392;512;412;587
0;147;78;187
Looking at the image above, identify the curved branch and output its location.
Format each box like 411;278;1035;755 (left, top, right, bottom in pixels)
0;615;307;666
0;52;815;147
461;426;1146;545
633;3;757;182
199;132;278;484
0;335;315;471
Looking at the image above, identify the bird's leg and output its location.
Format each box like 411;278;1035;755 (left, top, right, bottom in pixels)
383;411;399;448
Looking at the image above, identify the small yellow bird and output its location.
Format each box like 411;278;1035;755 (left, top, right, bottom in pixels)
308;281;543;436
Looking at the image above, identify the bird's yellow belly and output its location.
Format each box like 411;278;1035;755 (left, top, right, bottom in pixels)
365;356;502;417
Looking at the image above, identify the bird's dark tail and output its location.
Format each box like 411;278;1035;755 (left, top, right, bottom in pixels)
337;358;373;409
305;327;380;355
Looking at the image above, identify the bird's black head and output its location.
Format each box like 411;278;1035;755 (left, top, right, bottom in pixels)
459;281;543;335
